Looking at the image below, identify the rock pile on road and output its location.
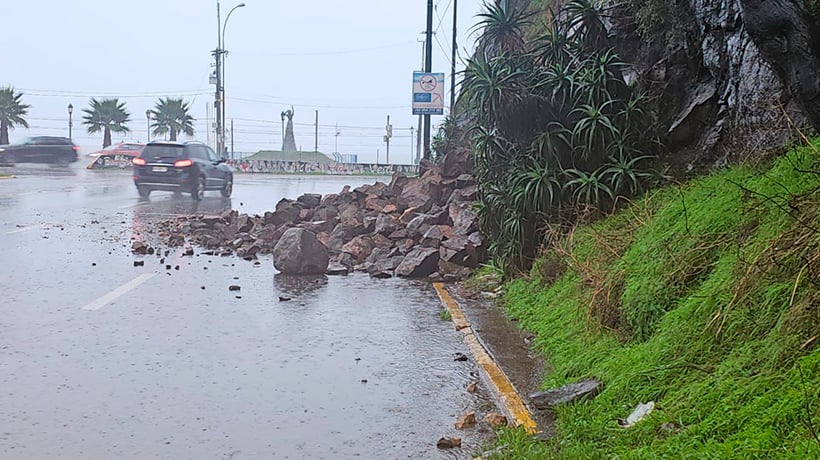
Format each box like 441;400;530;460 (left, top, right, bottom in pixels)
144;160;485;280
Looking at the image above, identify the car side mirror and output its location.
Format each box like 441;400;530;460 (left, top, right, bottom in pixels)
216;158;227;164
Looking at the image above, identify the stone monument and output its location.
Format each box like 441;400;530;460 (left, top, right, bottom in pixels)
280;107;297;152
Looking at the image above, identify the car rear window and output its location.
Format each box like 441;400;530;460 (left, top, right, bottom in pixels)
140;145;184;160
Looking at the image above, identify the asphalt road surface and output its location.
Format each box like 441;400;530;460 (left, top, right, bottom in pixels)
0;163;490;459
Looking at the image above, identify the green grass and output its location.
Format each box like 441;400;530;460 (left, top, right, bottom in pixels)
485;142;820;458
440;309;453;321
242;150;334;163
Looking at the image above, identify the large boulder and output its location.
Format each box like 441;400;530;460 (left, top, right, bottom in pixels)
395;247;440;278
272;228;329;275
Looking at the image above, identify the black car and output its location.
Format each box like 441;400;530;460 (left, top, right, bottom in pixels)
0;137;79;165
132;141;233;200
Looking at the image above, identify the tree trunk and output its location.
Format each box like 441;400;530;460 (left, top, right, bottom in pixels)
170;127;177;142
103;127;112;148
739;0;820;131
0;120;8;145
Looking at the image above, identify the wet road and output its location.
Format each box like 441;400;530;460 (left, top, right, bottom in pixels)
0;163;490;459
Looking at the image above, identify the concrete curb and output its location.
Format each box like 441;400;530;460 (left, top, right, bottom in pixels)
433;282;538;434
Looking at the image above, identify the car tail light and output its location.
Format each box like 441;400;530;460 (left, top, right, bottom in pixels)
174;159;193;168
72;146;80;152
132;157;147;166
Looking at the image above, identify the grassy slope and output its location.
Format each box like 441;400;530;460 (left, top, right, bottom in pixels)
243;150;333;163
489;143;820;458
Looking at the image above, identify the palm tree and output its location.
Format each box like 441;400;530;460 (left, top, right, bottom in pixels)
149;98;195;141
0;87;31;145
82;98;131;148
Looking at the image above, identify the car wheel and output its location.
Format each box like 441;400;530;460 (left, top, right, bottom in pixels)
192;176;206;201
137;185;151;198
221;177;233;198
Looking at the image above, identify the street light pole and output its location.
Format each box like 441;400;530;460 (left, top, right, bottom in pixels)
221;2;246;159
67;104;73;140
146;110;151;143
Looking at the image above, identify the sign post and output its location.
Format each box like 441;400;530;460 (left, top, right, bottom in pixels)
412;72;445;116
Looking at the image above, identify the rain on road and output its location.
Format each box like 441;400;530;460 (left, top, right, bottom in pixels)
0;163;492;459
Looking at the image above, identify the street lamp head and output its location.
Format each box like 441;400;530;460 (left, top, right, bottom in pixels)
67;103;73;114
237;3;246;7
146;110;151;119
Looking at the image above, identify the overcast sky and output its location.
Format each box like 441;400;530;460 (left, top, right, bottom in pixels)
1;0;485;164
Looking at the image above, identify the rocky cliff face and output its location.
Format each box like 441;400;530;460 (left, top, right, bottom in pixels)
607;0;806;167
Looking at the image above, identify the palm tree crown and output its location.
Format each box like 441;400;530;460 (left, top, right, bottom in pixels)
0;87;31;145
83;98;131;148
149;98;195;142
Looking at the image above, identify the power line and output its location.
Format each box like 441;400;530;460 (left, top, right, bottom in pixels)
231;41;416;57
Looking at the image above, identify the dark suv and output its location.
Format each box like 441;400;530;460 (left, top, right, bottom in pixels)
0;136;79;165
132;141;233;200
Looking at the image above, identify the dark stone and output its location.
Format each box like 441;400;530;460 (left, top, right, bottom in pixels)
229;285;241;291
450;202;478;235
296;193;322;208
436;437;462;449
395;247;440;278
530;379;603;410
272;228;329;275
440;236;478;268
368;256;403;279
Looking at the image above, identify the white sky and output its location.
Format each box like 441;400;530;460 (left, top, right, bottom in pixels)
0;0;485;164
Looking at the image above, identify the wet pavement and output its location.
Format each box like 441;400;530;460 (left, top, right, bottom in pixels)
0;163;497;459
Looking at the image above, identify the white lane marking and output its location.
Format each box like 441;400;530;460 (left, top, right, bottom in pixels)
81;273;156;311
6;224;45;234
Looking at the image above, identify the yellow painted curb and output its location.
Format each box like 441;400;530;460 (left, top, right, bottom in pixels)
433;282;538;434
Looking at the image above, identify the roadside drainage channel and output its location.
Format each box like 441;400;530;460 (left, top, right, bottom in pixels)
433;282;539;434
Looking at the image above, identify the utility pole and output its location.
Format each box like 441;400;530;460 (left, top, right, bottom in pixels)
410;126;415;165
384;115;392;164
451;0;458;115
314;110;319;152
230;119;234;160
213;1;223;156
416;38;425;165
423;0;433;163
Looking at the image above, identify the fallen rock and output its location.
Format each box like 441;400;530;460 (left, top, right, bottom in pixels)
272;228;329;275
530;379;603;409
296;193;322;208
367;256;403;279
436;437;462;449
326;263;350;276
455;412;476;430
341;235;375;264
131;241;149;254
395;247;439;278
229;285;241;291
483;412;508;428
466;382;478;394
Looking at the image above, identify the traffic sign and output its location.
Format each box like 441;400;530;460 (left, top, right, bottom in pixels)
412;72;445;115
